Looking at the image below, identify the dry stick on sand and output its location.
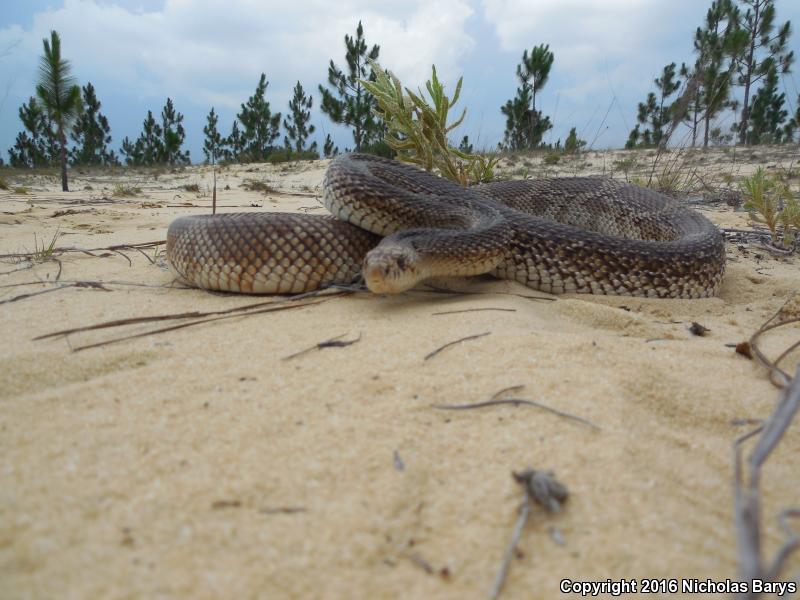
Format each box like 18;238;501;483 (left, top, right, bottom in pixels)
432;307;517;316
0;281;110;305
733;368;800;598
733;293;800;597
432;385;600;431
281;333;362;361
489;469;569;600
35;288;355;351
424;332;491;361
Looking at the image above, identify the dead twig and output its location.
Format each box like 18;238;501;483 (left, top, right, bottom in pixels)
748;292;800;388
0;281;111;305
490;469;568;600
432;307;517;316
68;298;328;352
733;366;800;598
431;385;600;431
282;333;362;361
424;332;490;361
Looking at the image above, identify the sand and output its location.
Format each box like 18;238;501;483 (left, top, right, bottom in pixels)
1;147;798;599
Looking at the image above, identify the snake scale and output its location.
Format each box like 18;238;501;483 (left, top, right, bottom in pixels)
167;153;725;298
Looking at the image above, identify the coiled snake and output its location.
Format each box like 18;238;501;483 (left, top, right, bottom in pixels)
167;153;725;298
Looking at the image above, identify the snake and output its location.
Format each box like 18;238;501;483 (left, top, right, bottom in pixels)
166;153;725;298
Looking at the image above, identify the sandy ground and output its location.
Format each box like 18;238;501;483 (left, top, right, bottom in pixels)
1;147;799;599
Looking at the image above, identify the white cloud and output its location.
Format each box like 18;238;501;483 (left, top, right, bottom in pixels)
0;0;475;111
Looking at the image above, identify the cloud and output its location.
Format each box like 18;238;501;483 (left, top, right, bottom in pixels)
0;0;475;112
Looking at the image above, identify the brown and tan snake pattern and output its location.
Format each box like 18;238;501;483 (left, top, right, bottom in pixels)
167;153;725;298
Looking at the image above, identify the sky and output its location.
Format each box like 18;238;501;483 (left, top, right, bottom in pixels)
1;0;798;164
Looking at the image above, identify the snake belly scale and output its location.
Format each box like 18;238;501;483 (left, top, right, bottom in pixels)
166;153;725;298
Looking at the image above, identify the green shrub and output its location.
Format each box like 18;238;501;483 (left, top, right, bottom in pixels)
740;167;796;246
361;59;498;185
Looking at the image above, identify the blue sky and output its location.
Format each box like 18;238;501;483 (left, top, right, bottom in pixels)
1;0;798;164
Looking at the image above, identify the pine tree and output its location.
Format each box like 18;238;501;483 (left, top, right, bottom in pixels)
732;0;794;144
283;81;317;155
69;82;118;165
783;94;800;141
7;97;58;167
323;133;338;158
120;110;162;166
120;100;189;166
35;30;82;191
202;107;222;164
501;45;554;149
517;44;554;130
746;61;788;143
696;0;746;147
627;63;682;148
318;21;382;151
237;73;281;162
160;97;190;165
224;120;244;162
564;127;586;153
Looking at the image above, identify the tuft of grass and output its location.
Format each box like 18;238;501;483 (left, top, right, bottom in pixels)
13;186;29;194
242;179;276;194
543;152;561;166
0;175;8;190
182;183;201;193
361;59;498;185
612;157;640;179
32;229;60;262
112;184;142;197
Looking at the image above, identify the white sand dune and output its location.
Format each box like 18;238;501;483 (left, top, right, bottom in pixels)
1;148;798;598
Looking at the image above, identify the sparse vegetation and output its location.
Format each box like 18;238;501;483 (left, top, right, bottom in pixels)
182;183;200;193
13;186;29;194
0;175;8;190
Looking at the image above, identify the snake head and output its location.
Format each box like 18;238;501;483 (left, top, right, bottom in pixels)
363;244;422;294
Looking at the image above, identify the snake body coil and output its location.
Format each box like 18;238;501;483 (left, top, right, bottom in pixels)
167;153;725;298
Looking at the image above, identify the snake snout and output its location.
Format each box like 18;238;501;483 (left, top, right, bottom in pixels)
363;245;422;294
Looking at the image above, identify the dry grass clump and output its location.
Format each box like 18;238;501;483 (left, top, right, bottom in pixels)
182;183;200;193
112;184;142;197
0;175;8;190
241;179;276;194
